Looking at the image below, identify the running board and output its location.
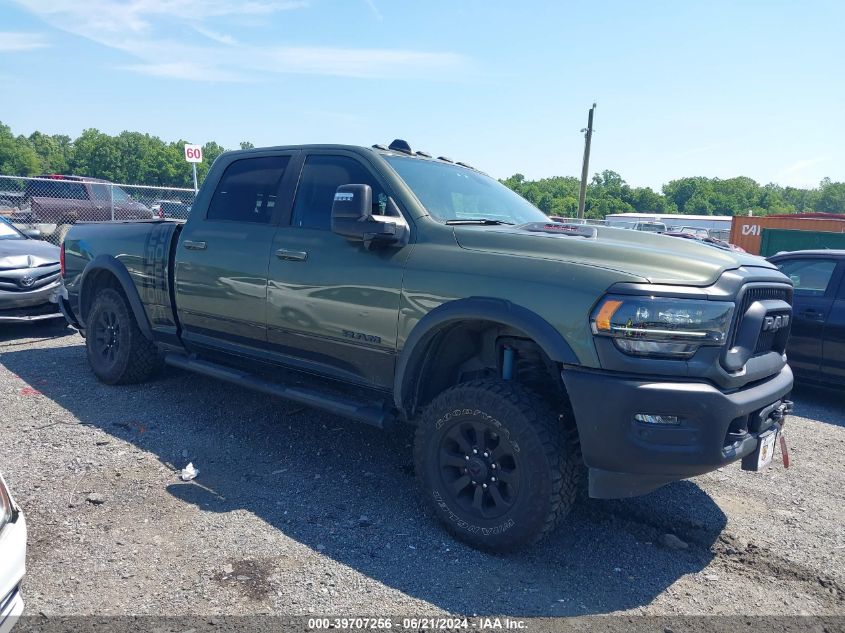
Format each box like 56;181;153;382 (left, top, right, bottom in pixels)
164;353;394;429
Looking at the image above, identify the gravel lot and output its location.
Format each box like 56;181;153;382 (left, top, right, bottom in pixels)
1;322;844;617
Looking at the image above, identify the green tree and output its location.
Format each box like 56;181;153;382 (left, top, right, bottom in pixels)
0;122;40;175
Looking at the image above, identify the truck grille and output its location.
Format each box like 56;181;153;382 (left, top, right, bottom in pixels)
726;284;793;362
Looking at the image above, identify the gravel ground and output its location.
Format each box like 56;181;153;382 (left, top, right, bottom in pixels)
1;322;844;617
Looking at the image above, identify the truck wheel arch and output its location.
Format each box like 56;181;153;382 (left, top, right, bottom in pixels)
394;297;580;416
79;256;154;341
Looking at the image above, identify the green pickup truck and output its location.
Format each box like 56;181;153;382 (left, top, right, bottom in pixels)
59;140;795;551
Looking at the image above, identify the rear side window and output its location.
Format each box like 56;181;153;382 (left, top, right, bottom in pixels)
28;180;87;200
776;259;838;296
207;156;290;223
291;155;387;230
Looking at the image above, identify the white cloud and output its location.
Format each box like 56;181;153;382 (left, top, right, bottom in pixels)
12;0;468;81
363;0;383;21
120;61;248;81
193;26;238;46
775;157;830;187
0;31;49;51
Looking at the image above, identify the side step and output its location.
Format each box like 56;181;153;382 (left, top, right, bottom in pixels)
164;353;395;429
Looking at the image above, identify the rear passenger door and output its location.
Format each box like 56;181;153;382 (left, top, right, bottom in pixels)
175;152;300;351
775;257;841;379
821;263;845;383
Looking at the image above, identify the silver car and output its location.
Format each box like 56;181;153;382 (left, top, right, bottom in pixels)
0;217;62;323
0;473;26;633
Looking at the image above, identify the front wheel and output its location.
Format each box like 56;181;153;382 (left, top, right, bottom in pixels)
414;380;581;552
86;288;161;384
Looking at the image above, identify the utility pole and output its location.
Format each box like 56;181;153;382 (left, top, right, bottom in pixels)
577;102;597;219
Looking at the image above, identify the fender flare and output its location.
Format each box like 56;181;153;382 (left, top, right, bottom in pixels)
79;255;154;340
393;297;580;411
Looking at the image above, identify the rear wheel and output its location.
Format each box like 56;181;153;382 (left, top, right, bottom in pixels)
414;379;580;552
86;288;160;384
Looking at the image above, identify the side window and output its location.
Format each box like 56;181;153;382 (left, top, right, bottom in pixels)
776;259;838;296
291;155;388;230
29;180;87;200
207;156;289;223
90;184;110;203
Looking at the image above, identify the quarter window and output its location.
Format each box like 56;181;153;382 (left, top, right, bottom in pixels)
776;259;837;296
207;156;289;223
291;155;388;230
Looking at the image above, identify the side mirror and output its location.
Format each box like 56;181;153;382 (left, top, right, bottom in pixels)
331;184;408;249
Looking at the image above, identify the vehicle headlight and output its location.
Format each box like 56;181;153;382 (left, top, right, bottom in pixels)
0;476;13;530
591;295;734;359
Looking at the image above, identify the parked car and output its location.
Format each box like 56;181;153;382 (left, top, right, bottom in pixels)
0;216;63;323
0;473;26;633
9;175;153;245
769;250;845;385
149;199;191;220
61;140;795;552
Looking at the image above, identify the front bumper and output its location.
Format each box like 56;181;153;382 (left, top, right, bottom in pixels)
563;364;794;498
0;282;63;323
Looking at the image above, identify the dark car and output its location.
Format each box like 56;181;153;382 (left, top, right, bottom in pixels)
0;216;63;323
768;250;845;385
11;175;153;245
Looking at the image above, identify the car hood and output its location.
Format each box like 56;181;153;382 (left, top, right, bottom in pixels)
453;223;774;286
0;238;60;269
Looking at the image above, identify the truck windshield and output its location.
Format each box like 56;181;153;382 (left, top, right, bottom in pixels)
384;156;549;225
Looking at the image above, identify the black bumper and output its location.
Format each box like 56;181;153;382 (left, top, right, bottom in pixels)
562;364;794;498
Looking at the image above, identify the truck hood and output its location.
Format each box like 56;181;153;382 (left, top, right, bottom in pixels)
0;238;60;269
453;223;773;285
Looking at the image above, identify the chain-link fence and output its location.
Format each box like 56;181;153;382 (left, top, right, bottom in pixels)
0;175;196;244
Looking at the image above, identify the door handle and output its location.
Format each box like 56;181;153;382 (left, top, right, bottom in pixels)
276;248;308;262
801;308;825;322
183;240;207;251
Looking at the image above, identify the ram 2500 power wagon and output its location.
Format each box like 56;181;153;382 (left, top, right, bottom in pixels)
59;140;795;551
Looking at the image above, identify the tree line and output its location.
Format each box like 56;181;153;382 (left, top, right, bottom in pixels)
502;171;845;218
1;121;843;215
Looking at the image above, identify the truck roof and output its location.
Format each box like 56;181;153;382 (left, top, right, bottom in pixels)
229;139;483;172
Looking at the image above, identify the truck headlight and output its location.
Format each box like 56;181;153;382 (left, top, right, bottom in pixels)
591;295;734;359
0;476;13;530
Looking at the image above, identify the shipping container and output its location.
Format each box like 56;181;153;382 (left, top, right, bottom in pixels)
730;215;845;255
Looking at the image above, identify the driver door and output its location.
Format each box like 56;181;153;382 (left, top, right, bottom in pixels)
266;151;413;389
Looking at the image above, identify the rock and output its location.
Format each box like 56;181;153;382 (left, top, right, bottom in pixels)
222;564;233;575
86;493;106;505
661;533;688;550
358;515;373;527
704;573;719;582
95;440;110;446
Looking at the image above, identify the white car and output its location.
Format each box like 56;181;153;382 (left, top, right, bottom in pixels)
0;474;25;633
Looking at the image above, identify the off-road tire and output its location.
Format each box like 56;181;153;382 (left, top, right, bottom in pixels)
86;288;160;385
414;379;581;552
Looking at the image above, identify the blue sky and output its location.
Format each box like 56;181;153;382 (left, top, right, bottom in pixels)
1;0;843;190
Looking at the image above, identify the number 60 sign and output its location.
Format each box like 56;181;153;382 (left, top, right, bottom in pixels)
184;144;203;163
